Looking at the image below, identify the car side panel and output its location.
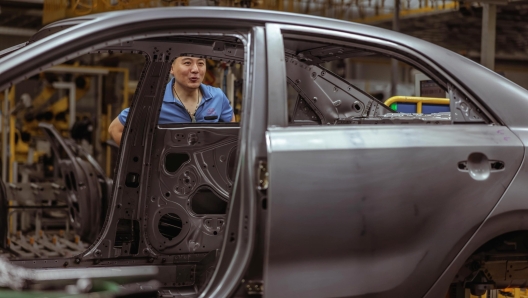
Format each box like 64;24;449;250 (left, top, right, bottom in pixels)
424;127;528;298
264;125;523;298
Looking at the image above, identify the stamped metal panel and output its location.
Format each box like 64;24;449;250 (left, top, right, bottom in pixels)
265;125;523;298
145;126;238;256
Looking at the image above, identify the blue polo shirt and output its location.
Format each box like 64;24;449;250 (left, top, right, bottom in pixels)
118;79;233;125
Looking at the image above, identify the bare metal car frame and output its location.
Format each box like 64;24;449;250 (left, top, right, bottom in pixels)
1;7;528;298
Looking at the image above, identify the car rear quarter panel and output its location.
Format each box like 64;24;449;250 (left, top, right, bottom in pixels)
424;127;528;298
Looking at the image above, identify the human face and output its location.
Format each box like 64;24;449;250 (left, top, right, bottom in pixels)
170;57;206;91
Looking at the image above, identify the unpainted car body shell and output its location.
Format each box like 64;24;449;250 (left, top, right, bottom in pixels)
0;7;528;298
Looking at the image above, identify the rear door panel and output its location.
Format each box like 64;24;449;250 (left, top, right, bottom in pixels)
265;125;523;298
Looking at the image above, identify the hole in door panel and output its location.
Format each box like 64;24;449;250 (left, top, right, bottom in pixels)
114;219;140;255
191;186;227;215
165;153;190;173
158;213;183;240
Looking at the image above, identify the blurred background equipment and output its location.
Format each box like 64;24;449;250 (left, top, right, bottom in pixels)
0;52;140;259
0;123;112;259
0;42;244;259
0;254;160;296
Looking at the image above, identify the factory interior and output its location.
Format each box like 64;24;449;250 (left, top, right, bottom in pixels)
1;0;528;297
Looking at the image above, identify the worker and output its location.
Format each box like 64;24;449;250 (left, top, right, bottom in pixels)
108;56;234;146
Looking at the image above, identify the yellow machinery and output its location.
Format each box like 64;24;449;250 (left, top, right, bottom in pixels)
467;288;528;298
1;64;131;182
0;82;88;184
10;74;91;164
43;0;459;25
384;96;450;113
43;0;187;24
20;75;91;136
1;87;16;183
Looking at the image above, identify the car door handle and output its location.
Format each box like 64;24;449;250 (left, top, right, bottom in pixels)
457;153;504;181
458;160;505;171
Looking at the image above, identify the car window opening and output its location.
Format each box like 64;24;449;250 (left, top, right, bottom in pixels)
283;36;489;126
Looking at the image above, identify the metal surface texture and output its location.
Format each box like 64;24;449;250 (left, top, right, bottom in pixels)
0;6;528;298
145;126;237;256
266;125;523;298
423;127;528;298
198;26;265;298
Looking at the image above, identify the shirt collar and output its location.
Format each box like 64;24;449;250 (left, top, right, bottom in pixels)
163;78;213;104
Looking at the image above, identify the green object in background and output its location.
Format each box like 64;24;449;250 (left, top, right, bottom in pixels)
390;103;397;111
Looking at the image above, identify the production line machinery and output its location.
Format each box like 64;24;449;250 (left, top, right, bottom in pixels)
0;123;112;259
